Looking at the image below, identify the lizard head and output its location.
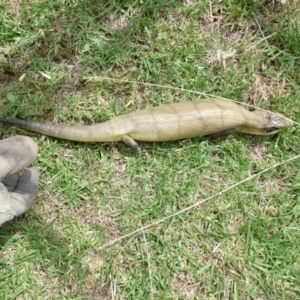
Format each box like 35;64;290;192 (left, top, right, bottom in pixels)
236;110;294;136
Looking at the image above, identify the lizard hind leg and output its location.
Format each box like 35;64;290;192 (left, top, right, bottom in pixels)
122;135;140;155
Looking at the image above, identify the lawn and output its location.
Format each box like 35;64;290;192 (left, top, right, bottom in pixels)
0;1;299;299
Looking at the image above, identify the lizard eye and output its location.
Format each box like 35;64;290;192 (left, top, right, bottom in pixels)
264;127;279;133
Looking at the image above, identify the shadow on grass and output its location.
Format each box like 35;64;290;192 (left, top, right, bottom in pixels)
0;213;91;289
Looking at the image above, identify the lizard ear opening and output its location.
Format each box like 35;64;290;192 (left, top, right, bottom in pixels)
264;127;279;133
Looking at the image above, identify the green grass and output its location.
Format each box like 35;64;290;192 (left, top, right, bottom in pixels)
0;1;300;299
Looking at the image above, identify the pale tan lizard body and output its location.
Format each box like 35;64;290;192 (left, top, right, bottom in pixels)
0;98;293;153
